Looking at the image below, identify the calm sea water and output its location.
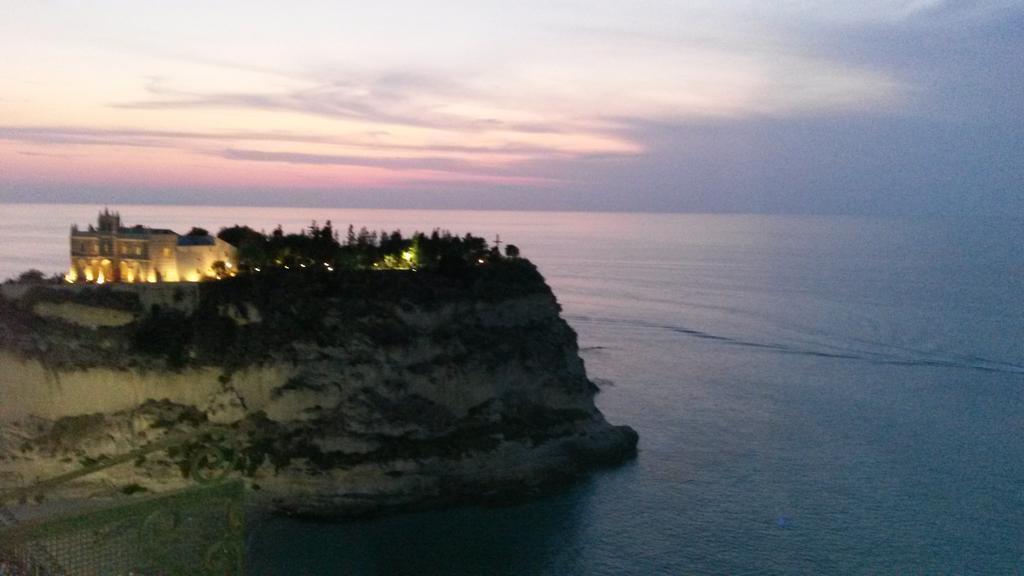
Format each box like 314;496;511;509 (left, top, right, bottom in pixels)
2;204;1023;574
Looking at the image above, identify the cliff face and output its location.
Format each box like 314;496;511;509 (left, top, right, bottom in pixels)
0;261;637;516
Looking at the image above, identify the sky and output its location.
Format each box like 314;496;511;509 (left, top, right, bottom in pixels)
0;1;1021;215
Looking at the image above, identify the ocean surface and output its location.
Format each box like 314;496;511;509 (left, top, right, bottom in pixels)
1;204;1023;575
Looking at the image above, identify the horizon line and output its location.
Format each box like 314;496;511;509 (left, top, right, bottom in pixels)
0;199;1016;222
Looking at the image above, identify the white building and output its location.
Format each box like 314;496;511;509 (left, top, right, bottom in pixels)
68;209;237;283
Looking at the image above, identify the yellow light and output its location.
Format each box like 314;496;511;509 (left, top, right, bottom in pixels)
185;272;200;282
64;268;78;283
84;269;94;282
96;271;105;285
147;271;158;283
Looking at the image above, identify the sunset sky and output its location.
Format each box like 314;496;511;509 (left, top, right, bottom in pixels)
1;1;1021;214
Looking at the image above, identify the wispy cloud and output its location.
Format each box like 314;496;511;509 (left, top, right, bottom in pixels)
17;150;74;159
112;75;570;135
0;126;180;148
222;148;476;172
0;125;599;159
0;125;325;148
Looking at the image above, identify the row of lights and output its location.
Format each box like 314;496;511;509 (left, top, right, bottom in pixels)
65;252;463;283
64;261;235;284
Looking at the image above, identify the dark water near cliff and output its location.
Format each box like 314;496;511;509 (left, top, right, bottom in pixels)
2;205;1023;574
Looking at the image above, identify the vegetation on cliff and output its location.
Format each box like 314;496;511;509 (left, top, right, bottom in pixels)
217;221;520;274
0;250;554;372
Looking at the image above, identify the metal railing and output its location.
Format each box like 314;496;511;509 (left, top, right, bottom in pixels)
0;428;246;575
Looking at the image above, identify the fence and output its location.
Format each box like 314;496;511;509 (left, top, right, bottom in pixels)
0;428;245;575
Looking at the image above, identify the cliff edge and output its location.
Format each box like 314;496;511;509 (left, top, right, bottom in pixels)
0;259;637;516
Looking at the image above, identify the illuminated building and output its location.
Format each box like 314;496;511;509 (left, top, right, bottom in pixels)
68;209;237;283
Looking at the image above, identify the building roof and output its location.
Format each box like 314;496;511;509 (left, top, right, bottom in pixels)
71;226;179;238
177;234;217;246
118;225;178;236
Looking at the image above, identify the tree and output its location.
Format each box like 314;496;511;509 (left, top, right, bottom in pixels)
211;260;228;278
217;225;262;247
16;269;46;284
186;227;209;237
356;227;372;247
504;244;520;258
323;220;333;239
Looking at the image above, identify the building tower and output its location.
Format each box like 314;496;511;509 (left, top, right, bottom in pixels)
97;208;121;233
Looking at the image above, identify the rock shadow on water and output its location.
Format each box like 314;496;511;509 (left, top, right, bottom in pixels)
245;479;600;575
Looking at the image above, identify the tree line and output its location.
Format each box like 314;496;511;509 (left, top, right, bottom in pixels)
216;221;520;274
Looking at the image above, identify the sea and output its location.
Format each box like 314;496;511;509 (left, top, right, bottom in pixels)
1;204;1022;575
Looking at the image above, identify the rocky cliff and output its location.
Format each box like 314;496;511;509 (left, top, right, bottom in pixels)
0;260;637;516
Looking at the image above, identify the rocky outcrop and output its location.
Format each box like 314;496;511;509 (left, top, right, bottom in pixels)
0;260;637;516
